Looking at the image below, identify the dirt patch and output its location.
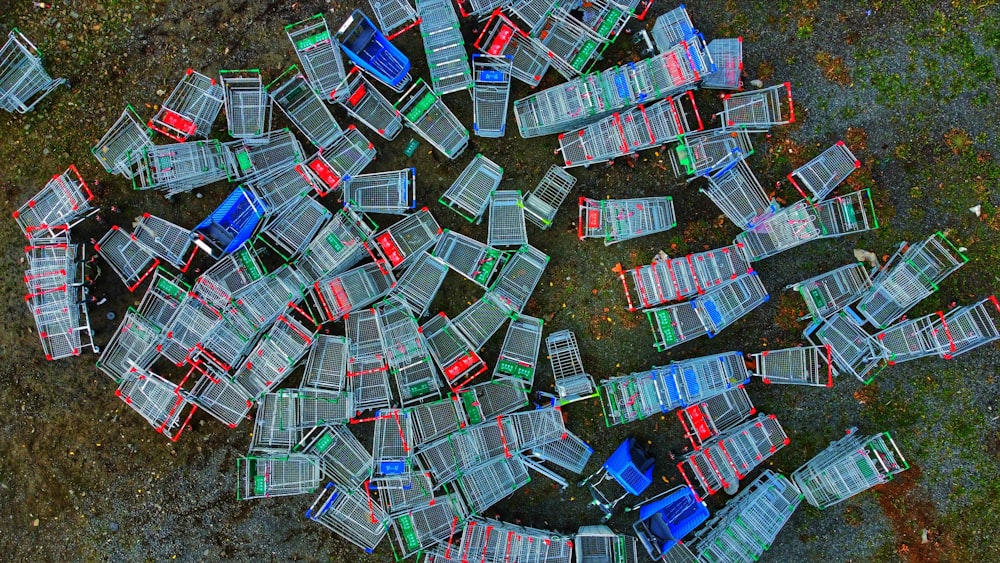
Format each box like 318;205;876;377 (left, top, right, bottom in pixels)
815;51;853;86
874;464;956;563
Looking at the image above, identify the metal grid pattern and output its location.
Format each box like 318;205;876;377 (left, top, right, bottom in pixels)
458;380;529;423
677;385;755;450
293;387;355;427
343;168;416;215
285;14;348;101
700;37;743;90
417;0;473;95
295;207;375;283
396;78;469;159
691;272;769;337
935;296;1000;360
115;366;195;442
410;395;466;448
787;140;860;203
574;525;642;563
472;54;513;138
473;10;551;88
0;29;66;113
734;200;822;262
186;362;254;428
233;314;315;399
131;140;230;195
249;163;315;213
874;312;946;366
192;247;265;309
597;370;673;427
665;350;750;407
297;125;377;196
391;251;448;317
148;69;224;141
452;293;515;349
719;81;795;131
295;425;372;488
545;330;596;404
645;300;708;352
302;334;350;391
96;226;160;291
237;453;321;500
135;268;189;330
492;314;544;388
13;165;95;236
386;492;467;560
91;105;154;178
602;197;676;246
306;483;389;552
523;165;576;229
702;159;777;229
336;9;413;92
219;69;271;140
256;194;332;260
369;0;420;36
439;154;504;223
312;261;396;321
334;67;403;140
267;66;344;150
456;455;531;515
669;129;753;179
530;430;594;475
250;390;299;453
433;229;508;288
223;128;305;185
132;213;194;269
814;189;879;239
97;309;162;380
377;296;442;405
787;262;872;325
751;345;833;387
487;191;528;247
651;5;695;52
373;207;441;270
807;309;885;384
422;312;488;390
489;244;549;313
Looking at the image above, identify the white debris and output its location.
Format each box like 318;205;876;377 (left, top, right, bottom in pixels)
970;204;982;217
749;79;764;89
853;248;879;268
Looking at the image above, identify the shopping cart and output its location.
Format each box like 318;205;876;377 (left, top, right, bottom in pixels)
805;309;886;384
343;168;416;215
456;455;532;514
237;453;321;500
787;262;873;329
545;330;597;405
422;312;488;389
597;370;675;427
472;54;513;138
663;351;750;408
718;82;795;132
676;385;755;450
294;207;376;283
267;66;344;150
390;251;449;317
433;229;508;289
701;159;778;230
95;226;160;292
489;244;549;313
487;191;529;247
452;293;515;348
750;345;834;387
332;67;403;140
574;525;642;563
417;0;473;95
700;37;743;90
792;428;908;509
396;78;469;159
934;296;1000;360
148;69;224;141
255;194;332;261
373;207;441;270
295;426;372;488
92;105;154;178
368;0;421;38
578;438;655;522
473;9;552;87
734;200;822;262
223;128;305;185
312;261;396;321
305;483;388;553
669;129;753;179
131;140;231;195
131;212;197;271
337;9;412;91
492;314;544;388
630;485;709;562
96;309;162;380
296;125;376;196
376;296;442;406
645;300;709;352
603;196;677;246
219;69;271;140
650;5;696;52
0;29;66;113
523;165;577;229
114;365;196;441
13;165;96;237
787;141;861;203
440;154;504;222
285;14;348;101
691;272;769;337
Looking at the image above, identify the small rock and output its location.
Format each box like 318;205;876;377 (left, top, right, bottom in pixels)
156;89;166;96
749;79;764;89
32;519;39;527
970;204;982;217
43;148;50;155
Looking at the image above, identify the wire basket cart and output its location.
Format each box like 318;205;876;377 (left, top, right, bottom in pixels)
299;126;377;197
934;296;1000;360
687;470;802;561
573;526;641;563
422;312;488;390
691;272;769;337
293;387;356;427
286;14;348;101
302;334;350;392
459;381;530;423
492;314;544;389
0;29;66;113
249;390;299;453
529;429;595;477
645;300;709;352
256;194;332;261
223;128;305;185
511;72;606;139
665;350;750;407
457;455;532;515
603;196;676;246
386;491;468;560
373;207;441;270
295;207;376;283
132;212;196;270
391;251;449;317
750;345;833;387
734;200;822;262
95;225;160;292
306;482;388;553
376;297;443;406
487;191;529;248
452;293;515;348
97;309;162;380
190;247;264;310
669;129;753;179
344;168;416;215
369;0;421;38
629;485;709;562
227;264;307;331
545;330;597;405
337;9;413;91
440;154;504;223
792;428;908;509
185;358;254;428
677;385;755;450
296;425;372;488
718;81;794;132
597;370;672;427
873;311;947;366
688;242;753;296
372;409;416;486
650;5;695;52
115;366;196;442
619;254;688;311
13;165;95;237
92;105;154;178
856;232;967;329
473;10;551;88
247;164;314;213
131;140;230;195
396;78;470;159
237;453;321;500
148;69;223;141
346;306;389;375
416;0;473;95
787;141;860;203
805;309;885;384
489;244;548;313
268;66;344;150
701;159;777;230
433;230;508;289
219;69;271;140
557;112;627;168
233;314;315;399
577;198;606;241
333;67;404;141
471;54;513;138
409;396;467;448
787;262;872;328
534;15;601;79
312;261;396;321
814;188;879;239
678;414;789;498
700;37;743;90
132;268;188;333
523;165;576;229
